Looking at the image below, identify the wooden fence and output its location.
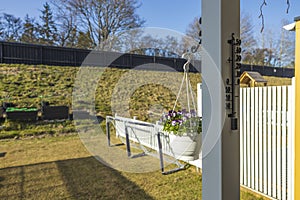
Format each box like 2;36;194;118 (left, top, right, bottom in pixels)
0;41;295;77
0;41;199;72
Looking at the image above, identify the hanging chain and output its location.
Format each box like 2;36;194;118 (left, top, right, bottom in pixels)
191;41;201;53
190;17;202;53
172;53;196;113
286;0;290;13
171;16;201;113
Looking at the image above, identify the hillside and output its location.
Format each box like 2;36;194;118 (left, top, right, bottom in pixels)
0;64;202;138
0;63;291;139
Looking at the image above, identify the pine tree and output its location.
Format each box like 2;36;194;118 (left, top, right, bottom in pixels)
37;2;58;45
20;14;38;44
76;31;94;49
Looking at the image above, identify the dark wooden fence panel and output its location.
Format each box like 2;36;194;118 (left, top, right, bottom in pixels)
0;41;295;77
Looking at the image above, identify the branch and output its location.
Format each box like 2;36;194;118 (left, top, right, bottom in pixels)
258;0;267;33
259;0;290;32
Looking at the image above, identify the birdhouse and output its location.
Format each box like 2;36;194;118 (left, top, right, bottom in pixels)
240;71;268;87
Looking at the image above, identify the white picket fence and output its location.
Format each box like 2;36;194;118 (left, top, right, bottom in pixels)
196;81;295;200
239;80;295;200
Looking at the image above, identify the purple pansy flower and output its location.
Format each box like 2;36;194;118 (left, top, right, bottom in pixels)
177;119;183;125
161;109;201;135
186;113;191;118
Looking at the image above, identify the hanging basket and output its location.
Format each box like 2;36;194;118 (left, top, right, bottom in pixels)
158;54;202;161
167;132;202;161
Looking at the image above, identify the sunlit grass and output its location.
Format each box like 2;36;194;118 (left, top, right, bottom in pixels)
0;64;284;199
263;76;292;86
0;135;270;199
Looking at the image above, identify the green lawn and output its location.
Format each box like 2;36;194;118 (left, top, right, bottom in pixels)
0;135;269;199
0;63;281;199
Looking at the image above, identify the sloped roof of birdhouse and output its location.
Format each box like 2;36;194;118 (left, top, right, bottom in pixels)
240;71;267;84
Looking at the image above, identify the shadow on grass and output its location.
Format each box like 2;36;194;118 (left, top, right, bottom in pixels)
0;156;154;199
0;152;6;157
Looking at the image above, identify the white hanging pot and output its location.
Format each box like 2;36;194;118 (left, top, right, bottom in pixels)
168;132;202;161
158;54;202;161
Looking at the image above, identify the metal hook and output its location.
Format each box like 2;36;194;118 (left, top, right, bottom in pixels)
181;52;192;62
181;52;191;72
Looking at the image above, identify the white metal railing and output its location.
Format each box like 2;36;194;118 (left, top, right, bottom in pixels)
111;115;200;162
106;115;188;174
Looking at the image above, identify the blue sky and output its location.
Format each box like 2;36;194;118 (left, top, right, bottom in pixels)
0;0;299;36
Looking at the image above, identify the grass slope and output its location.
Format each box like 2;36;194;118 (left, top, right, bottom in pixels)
0;64;201;138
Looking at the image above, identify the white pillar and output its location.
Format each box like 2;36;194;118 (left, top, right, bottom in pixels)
197;83;202;117
202;0;240;199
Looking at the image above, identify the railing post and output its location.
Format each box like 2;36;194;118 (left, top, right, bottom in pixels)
125;124;131;157
106;117;111;146
157;132;164;173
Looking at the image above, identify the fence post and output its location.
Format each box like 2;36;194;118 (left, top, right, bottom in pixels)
294;16;300;200
40;46;43;65
0;42;3;63
288;78;295;200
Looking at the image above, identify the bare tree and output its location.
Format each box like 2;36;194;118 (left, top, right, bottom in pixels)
163;36;182;56
50;0;78;47
0;18;4;40
184;16;201;54
240;14;257;64
277;19;295;67
115;29;144;53
186;16;201;42
51;0;144;49
0;13;23;42
128;34;182;57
